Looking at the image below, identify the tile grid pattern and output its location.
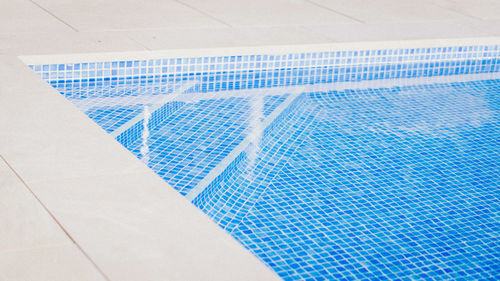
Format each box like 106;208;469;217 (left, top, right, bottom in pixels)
226;80;500;280
30;45;500;281
32;46;500;90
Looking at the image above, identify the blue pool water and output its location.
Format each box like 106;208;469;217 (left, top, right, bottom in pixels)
32;48;500;280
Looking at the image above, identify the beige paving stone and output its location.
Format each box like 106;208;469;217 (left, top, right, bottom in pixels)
309;0;470;23
458;19;500;36
428;0;500;21
0;0;72;34
27;172;279;281
303;21;488;42
0;159;64;251
125;26;332;50
0;244;106;281
175;0;358;27
31;0;227;32
0;157;105;281
0;56;147;182
0;31;146;55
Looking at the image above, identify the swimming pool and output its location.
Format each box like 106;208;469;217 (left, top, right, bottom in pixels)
29;43;500;280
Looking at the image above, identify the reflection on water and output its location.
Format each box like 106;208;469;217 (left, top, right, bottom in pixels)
314;84;495;138
246;95;265;176
140;105;151;165
389;88;493;135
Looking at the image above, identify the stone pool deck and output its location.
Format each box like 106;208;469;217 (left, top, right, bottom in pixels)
1;1;499;280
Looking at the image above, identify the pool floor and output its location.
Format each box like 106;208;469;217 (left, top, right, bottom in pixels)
54;76;500;280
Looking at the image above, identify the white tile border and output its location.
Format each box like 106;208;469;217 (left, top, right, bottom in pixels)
19;37;500;65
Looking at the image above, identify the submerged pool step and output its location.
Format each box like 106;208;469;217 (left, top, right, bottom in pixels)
110;81;198;138
118;89;296;195
184;86;306;202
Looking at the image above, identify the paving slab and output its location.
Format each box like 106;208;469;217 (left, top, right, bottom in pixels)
176;0;359;27
309;0;470;23
32;0;227;32
429;0;500;21
0;244;106;281
302;20;488;42
0;31;146;55
124;26;330;50
0;157;105;281
0;0;72;34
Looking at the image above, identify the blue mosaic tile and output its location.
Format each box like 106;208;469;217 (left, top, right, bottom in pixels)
30;45;500;280
225;80;500;280
32;45;500;93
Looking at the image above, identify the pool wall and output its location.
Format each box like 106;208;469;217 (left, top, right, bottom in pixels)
14;37;500;281
24;38;500;90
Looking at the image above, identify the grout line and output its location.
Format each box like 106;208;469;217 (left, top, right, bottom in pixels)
305;0;365;24
69;72;500;115
184;86;305;202
28;0;79;32
173;0;233;28
0;155;111;281
35;55;500;84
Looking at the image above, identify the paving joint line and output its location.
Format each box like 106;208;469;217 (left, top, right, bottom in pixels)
173;0;233;28
29;0;80;32
0;154;111;281
305;0;365;24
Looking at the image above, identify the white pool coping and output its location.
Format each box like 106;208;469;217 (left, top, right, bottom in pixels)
1;23;500;281
19;37;500;65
